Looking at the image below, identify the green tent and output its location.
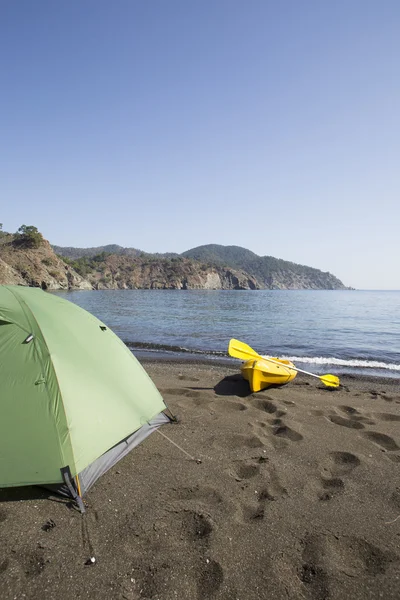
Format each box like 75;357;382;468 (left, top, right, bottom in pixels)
0;285;170;510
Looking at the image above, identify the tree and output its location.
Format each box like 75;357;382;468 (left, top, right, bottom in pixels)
14;225;43;248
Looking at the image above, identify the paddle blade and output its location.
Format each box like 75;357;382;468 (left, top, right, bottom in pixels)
319;374;340;388
228;339;261;361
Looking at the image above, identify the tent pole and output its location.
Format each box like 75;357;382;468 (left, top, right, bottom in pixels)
61;467;86;513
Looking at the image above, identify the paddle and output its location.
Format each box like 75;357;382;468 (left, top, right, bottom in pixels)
228;338;340;388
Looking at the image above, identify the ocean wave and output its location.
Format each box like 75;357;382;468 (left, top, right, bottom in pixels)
124;341;226;356
266;355;400;372
124;341;400;371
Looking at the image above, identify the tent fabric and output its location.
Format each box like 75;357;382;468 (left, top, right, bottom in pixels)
45;412;169;497
0;285;168;495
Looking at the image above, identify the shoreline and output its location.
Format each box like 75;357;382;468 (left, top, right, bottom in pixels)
139;355;400;390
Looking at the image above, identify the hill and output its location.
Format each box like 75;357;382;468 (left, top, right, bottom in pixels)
182;244;347;290
52;242;347;289
0;230;91;290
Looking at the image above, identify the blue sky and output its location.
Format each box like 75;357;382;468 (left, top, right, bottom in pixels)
1;1;399;289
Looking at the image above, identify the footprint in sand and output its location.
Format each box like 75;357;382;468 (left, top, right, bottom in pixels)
0;509;7;523
21;550;47;578
243;467;288;521
243;503;266;521
373;412;400;422
328;415;365;429
273;424;303;442
338;406;375;425
382;394;397;402
165;509;214;547
339;405;360;415
197;559;224;599
170;510;224;598
362;431;399;451
309;409;325;417
170;485;224;506
185;511;214;543
369;391;398;402
214;400;248;413
328;451;361;475
342;538;396;576
300;533;330;598
233;461;260;481
220;433;265;450
299;532;397;597
317;451;360;501
162;387;213;410
251;398;278;414
258;474;288;503
318;477;345;501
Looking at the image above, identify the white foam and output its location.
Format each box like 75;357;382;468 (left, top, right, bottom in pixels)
261;355;400;372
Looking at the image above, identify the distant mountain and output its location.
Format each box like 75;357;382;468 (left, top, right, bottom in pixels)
52;242;348;290
182;244;347;290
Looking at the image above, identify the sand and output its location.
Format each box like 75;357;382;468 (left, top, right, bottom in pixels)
1;360;400;600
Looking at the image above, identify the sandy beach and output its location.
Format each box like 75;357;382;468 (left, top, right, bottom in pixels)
1;359;400;600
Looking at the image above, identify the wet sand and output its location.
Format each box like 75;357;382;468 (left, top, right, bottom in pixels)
1;360;400;599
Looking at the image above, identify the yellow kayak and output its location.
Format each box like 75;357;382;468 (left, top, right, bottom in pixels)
241;357;297;392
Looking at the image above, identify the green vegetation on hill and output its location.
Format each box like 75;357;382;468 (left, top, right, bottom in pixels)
13;225;44;249
0;224;44;249
61;252;112;277
52;244;142;260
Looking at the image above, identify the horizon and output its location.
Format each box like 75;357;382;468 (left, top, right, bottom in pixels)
1;1;399;290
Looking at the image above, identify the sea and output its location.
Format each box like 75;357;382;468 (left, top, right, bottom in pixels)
53;289;400;380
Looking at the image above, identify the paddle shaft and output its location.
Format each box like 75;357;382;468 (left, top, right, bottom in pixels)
260;355;328;381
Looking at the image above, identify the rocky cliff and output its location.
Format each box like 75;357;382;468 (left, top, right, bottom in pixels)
0;235;91;290
66;254;259;290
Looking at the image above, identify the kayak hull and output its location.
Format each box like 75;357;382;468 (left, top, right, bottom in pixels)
241;357;297;392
